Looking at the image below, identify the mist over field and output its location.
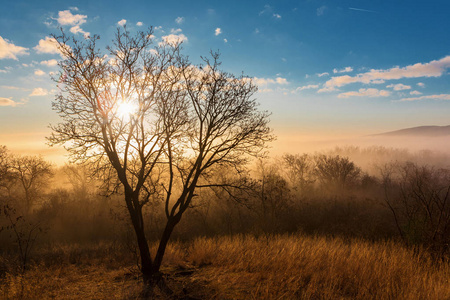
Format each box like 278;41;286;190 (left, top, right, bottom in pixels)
2;137;450;298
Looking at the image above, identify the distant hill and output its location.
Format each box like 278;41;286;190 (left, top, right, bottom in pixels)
373;125;450;137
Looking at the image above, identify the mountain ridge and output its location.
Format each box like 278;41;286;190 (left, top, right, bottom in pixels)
372;125;450;137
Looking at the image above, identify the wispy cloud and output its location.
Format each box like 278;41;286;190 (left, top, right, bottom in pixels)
259;4;271;16
0;67;11;73
254;77;289;86
349;7;377;13
292;84;319;93
0;36;29;60
333;67;353;74
338;88;390;98
40;59;58;67
136;22;143;26
34;69;46;76
410;90;422;95
399;94;450;101
117;19;126;26
317;72;329;77
386;83;411;91
0;97;20;107
30;87;49;96
317;6;327;16
1;85;21;90
321;56;450;91
215;28;222;36
175;17;184;24
259;4;281;19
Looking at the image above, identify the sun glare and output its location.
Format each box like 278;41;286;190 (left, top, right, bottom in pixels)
117;101;137;119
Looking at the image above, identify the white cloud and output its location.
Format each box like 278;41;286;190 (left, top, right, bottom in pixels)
317;86;338;93
118;19;127;26
30;87;49;96
56;9;89;37
253;77;289;86
317;72;329;77
410;90;422;95
215;28;222;36
57;10;86;26
160;33;188;46
1;85;20;89
175;17;184;24
70;25;90;38
136;21;143;26
40;59;58;66
386;83;411;91
417;82;425;87
34;69;46;76
171;28;182;34
322;56;450;91
34;37;60;55
317;6;327;16
293;84;319;93
0;36;29;60
338;88;391;98
224;39;228;43
275;77;288;84
399;94;450;102
273;13;281;19
0;97;19;107
333;66;353;74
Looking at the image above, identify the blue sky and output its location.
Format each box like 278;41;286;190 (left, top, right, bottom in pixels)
1;1;450;163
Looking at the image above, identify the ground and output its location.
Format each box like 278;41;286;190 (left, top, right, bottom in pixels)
1;235;449;299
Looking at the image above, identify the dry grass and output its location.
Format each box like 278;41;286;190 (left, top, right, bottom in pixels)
181;235;450;299
0;235;448;299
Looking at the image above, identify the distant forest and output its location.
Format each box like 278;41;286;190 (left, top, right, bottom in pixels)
2;145;449;255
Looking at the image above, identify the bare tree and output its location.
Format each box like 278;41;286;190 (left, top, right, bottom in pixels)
11;156;53;212
313;154;361;191
283;153;315;193
48;27;273;287
381;162;450;255
251;159;291;233
0;146;15;196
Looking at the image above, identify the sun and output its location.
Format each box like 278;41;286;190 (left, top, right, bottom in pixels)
117;101;137;119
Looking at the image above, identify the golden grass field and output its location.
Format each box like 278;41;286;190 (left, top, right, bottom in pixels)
1;234;449;299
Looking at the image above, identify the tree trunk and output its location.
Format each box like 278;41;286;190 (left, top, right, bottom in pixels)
133;223;153;280
153;214;181;272
124;194;154;280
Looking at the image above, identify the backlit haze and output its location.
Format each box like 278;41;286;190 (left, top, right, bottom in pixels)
1;1;450;165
